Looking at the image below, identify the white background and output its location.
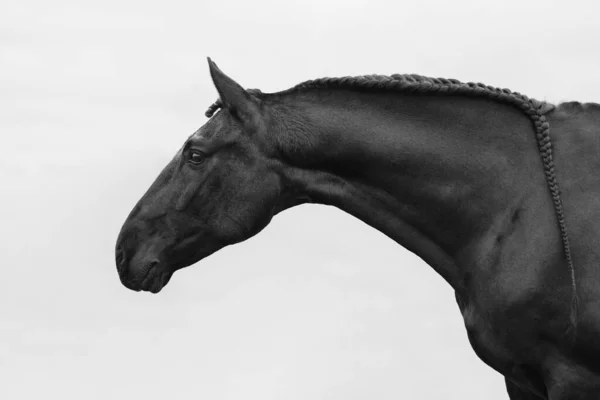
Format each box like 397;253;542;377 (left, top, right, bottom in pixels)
3;0;599;398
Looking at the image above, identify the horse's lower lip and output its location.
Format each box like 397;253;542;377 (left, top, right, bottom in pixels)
139;266;162;293
140;266;174;294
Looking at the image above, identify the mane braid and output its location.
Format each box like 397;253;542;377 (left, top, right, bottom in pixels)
206;73;578;339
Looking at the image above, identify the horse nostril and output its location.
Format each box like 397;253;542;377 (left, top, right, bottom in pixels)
146;260;159;270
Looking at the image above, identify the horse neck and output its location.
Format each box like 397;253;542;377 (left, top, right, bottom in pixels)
273;89;542;293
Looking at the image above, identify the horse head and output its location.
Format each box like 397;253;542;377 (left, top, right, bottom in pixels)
115;58;287;293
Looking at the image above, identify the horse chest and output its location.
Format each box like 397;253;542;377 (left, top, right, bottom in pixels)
461;304;512;368
459;299;548;393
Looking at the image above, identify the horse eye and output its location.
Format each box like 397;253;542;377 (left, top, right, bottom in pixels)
189;151;205;164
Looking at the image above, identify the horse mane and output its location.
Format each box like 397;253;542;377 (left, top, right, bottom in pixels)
206;74;556;117
204;73;578;338
555;101;600;115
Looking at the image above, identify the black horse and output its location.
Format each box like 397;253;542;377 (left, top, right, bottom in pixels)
116;58;600;398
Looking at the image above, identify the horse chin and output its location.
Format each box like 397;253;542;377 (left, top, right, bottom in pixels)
139;268;173;294
136;250;213;293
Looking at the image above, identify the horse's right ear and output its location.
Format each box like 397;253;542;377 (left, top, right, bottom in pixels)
207;57;259;123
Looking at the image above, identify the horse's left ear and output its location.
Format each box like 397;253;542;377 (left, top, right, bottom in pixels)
207;57;259;123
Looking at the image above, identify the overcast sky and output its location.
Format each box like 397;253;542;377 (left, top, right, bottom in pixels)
3;0;600;399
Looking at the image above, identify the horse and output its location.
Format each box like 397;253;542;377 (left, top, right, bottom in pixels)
115;58;600;399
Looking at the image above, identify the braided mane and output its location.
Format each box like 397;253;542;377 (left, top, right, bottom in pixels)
205;73;578;337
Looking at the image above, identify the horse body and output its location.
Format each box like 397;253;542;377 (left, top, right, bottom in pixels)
535;105;600;396
276;89;600;397
115;60;600;398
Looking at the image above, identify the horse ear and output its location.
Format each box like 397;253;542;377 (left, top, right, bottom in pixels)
207;57;259;122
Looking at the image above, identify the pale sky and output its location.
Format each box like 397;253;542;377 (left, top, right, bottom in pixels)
2;0;600;399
